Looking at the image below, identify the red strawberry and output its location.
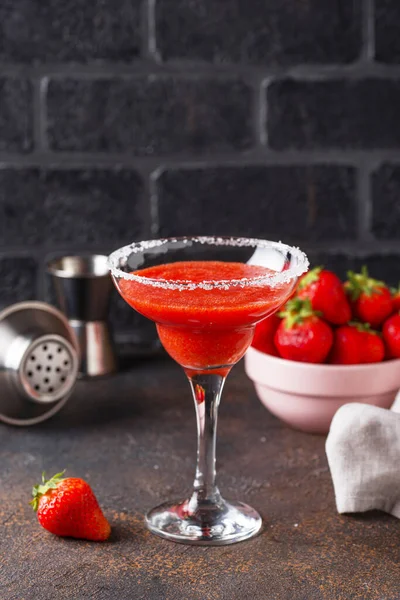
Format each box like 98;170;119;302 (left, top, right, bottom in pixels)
344;266;393;328
329;325;361;364
361;327;385;363
274;298;333;363
30;471;111;541
382;313;400;359
391;285;400;313
330;323;384;365
251;314;280;355
297;266;351;325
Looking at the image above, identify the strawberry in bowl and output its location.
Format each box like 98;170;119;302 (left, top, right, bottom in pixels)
245;265;400;434
274;298;333;363
252;314;280;356
297;267;351;325
344;266;393;328
383;313;400;359
329;323;385;365
390;285;400;313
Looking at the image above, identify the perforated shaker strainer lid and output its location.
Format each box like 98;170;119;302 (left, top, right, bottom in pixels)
20;334;77;403
0;301;80;426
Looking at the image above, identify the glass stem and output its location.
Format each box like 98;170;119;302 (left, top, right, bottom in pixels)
186;371;227;508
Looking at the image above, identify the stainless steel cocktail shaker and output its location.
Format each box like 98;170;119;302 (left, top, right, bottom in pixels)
0;301;79;425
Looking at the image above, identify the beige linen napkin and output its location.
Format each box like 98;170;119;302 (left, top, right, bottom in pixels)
326;402;400;518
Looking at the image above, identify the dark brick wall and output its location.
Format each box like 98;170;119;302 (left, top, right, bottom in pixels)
1;0;400;343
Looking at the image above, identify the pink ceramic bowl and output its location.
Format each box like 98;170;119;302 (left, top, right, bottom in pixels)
244;346;400;434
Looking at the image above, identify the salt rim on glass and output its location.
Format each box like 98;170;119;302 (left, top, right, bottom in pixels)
108;236;309;291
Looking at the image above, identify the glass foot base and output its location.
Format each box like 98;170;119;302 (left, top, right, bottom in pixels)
145;498;262;545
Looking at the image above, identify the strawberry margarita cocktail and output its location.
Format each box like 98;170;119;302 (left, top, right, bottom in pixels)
108;237;308;545
119;260;295;374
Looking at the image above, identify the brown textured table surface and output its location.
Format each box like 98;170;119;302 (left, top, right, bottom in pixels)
1;356;399;600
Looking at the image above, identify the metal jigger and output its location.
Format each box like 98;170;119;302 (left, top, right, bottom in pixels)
47;255;117;378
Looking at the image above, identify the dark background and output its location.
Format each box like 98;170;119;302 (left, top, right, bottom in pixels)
1;0;400;344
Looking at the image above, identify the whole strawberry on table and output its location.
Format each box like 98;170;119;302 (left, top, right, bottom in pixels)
252;265;400;365
31;471;111;541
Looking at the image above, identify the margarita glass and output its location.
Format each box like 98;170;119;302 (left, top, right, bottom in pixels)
108;237;308;545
